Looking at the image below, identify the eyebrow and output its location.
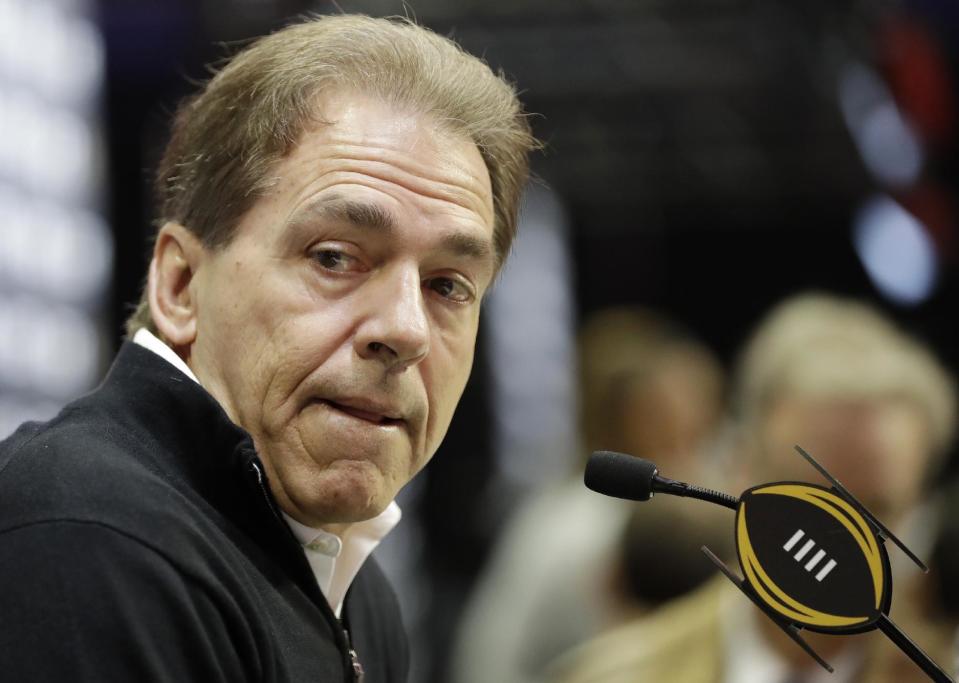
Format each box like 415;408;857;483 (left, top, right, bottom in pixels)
291;195;494;263
319;196;397;232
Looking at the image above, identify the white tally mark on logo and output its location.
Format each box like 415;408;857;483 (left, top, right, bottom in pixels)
783;529;838;582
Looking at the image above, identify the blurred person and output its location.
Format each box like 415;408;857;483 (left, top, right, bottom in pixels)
451;307;726;683
552;292;957;683
0;14;536;682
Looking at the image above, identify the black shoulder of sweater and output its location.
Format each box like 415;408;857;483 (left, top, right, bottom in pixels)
0;341;410;681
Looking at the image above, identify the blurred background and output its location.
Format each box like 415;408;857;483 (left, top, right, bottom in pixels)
1;0;958;681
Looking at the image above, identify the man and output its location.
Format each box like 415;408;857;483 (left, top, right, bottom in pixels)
0;14;535;682
553;293;957;683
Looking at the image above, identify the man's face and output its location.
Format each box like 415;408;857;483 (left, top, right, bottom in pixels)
186;91;496;527
756;396;932;522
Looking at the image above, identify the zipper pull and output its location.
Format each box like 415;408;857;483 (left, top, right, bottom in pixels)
344;628;365;683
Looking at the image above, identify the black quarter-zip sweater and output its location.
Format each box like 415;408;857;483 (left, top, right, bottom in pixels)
0;343;409;682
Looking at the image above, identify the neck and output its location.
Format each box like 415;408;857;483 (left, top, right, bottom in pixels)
320;522;352;538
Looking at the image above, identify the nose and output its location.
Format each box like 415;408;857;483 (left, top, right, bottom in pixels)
355;266;430;371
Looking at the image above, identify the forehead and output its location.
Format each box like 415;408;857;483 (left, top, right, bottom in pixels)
269;90;495;228
762;396;928;454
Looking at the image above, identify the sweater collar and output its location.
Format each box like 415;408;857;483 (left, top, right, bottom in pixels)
117;331;402;616
96;341;329;603
97;339;253;483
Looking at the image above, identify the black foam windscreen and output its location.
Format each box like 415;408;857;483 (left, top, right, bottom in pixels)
584;450;658;501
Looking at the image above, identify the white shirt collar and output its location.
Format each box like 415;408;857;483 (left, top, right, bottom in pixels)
132;328;402;616
283;503;402;617
132;328;199;384
720;582;787;683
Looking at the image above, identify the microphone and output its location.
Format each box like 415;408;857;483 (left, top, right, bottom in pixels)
584;450;739;510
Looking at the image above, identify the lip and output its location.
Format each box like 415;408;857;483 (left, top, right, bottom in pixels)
316;398;405;426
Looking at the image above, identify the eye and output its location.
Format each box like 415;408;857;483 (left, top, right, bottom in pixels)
426;276;473;303
311;248;360;273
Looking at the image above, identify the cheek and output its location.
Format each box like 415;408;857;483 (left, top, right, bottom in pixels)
198;260;272;349
424;339;476;444
884;447;929;499
254;319;347;415
199;289;315;424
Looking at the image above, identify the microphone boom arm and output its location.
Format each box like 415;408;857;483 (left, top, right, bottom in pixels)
654;475;739;510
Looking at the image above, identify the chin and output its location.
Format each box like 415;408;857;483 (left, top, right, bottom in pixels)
303;463;394;524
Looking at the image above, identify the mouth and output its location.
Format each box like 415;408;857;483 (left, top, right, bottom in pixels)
317;399;405;427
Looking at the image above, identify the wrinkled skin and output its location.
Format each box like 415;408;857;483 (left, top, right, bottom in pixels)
150;90;496;530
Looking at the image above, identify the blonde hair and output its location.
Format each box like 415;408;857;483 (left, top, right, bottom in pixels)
732;292;957;458
126;14;537;336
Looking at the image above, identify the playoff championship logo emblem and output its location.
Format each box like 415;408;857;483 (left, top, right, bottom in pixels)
703;446;951;681
735;482;888;633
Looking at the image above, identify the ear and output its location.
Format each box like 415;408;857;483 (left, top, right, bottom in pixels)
147;222;206;348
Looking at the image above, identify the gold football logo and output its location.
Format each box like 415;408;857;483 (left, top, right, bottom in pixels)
701;446;950;682
736;483;887;632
